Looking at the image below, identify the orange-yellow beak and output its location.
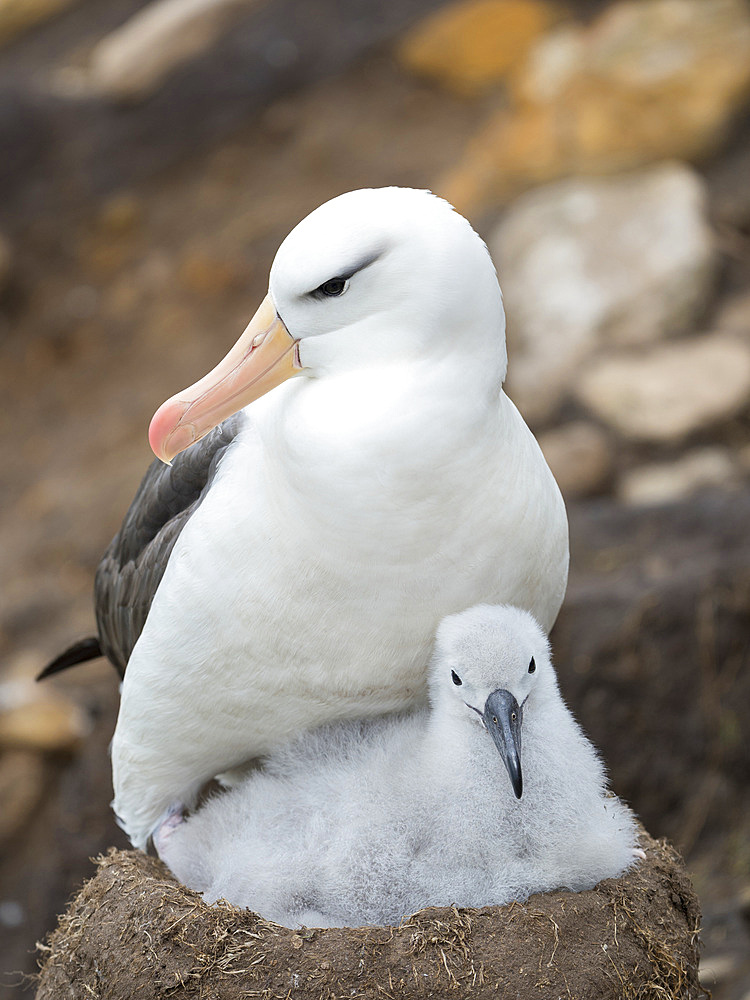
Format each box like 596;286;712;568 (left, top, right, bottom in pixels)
148;294;302;465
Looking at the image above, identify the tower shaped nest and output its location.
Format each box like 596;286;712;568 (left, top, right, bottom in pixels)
36;830;703;999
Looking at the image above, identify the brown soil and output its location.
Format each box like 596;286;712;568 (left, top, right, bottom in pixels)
36;831;702;1000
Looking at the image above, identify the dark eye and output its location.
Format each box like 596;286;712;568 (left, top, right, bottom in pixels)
318;277;347;297
451;670;462;686
528;657;536;674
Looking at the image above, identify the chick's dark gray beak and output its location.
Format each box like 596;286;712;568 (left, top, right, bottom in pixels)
484;689;523;799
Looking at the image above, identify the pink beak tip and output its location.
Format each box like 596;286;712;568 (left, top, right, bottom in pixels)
148;399;186;465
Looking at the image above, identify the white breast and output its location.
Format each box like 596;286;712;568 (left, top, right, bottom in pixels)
112;368;566;848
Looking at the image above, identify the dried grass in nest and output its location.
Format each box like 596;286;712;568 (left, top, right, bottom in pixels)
36;829;705;1000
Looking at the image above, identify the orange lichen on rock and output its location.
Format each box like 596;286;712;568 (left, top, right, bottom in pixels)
438;0;750;215
397;0;567;97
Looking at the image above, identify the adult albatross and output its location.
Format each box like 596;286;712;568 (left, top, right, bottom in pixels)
47;187;569;849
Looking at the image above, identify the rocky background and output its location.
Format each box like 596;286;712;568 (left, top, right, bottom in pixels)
0;0;749;996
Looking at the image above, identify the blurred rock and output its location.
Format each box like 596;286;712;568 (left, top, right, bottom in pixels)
537;421;611;498
397;0;565;97
0;230;11;291
0;750;46;847
441;0;750;215
179;250;242;296
699;953;742;986
739;444;750;475
715;291;750;335
63;285;99;322
97;193;144;236
575;332;750;443
494;164;715;424
133;249;175;293
556;487;750;852
0;0;79;47
0;900;24;929
0;684;90;754
82;0;264;103
705;134;750;232
0;678;127;997
619;448;738;506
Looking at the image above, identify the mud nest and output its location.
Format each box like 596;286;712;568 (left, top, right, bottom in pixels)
36;830;702;1000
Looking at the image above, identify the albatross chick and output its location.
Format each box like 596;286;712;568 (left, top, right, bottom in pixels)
155;605;638;928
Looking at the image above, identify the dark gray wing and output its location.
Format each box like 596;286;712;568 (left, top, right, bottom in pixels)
94;415;242;677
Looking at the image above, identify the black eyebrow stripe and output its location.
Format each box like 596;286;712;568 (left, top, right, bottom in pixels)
307;248;385;297
337;249;384;281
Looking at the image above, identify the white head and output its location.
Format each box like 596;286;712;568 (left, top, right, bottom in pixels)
430;605;554;799
270;187;506;373
149;187;507;463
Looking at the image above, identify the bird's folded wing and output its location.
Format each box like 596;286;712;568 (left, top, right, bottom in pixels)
94;414;242;676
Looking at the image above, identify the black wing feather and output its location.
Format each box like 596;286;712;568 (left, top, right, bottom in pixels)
36;637;103;680
38;416;242;681
94;415;242;676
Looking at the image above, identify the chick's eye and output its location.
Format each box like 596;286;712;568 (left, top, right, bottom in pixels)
451;670;462;686
528;657;536;674
318;277;347;297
